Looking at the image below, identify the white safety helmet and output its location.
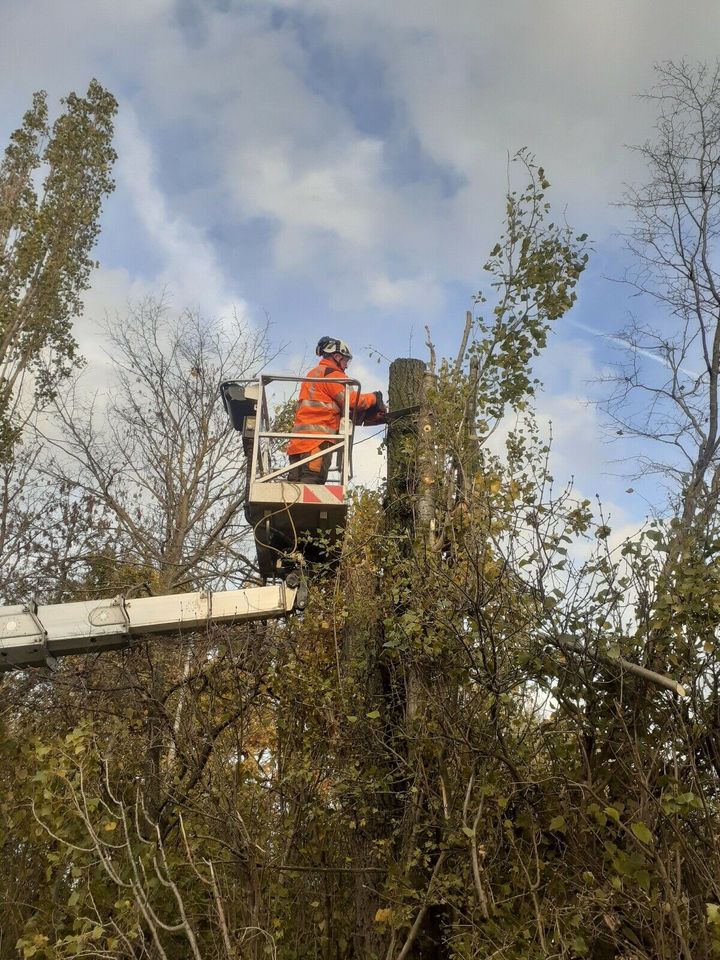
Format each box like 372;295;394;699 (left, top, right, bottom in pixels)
316;336;352;359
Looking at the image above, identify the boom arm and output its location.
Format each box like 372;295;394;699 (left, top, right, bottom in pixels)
0;583;298;672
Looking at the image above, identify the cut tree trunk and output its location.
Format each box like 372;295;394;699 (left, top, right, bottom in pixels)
387;359;426;531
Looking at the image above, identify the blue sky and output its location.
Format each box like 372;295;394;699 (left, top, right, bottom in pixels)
3;0;720;529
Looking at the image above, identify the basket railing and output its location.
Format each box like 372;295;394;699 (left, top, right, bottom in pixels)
248;374;360;486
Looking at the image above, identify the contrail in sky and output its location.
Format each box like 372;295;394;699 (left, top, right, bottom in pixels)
566;318;701;380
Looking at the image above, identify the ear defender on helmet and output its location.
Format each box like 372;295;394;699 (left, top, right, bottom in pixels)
316;336;335;356
316;337;352;360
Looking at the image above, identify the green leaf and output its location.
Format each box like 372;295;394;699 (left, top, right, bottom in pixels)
678;791;701;808
548;815;566;833
366;710;380;720
604;806;620;823
461;826;475;838
571;935;588;955
631;821;653;845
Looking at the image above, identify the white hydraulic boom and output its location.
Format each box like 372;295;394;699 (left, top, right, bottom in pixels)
0;583;298;673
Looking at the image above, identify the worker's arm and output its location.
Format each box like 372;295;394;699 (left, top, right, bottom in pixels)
351;389;380;411
352;392;387;426
327;376;377;413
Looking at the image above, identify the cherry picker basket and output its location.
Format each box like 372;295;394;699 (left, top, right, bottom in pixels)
220;374;359;579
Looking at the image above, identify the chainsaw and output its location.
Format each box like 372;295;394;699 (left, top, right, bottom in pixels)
358;404;421;427
385;404;421;422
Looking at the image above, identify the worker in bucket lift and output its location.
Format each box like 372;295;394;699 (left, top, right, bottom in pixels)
287;337;386;483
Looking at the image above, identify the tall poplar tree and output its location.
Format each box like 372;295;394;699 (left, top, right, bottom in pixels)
0;80;117;458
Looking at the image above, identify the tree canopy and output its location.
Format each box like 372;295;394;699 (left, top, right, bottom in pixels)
0;80;117;460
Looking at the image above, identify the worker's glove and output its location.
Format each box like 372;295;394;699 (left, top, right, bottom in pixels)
373;390;386;412
362;408;388;426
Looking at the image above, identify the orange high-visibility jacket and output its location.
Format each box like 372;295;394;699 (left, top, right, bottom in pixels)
287;357;377;456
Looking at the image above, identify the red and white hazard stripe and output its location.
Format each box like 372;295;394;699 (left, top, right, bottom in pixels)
302;484;345;504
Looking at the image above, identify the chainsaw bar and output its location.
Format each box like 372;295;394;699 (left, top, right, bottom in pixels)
385;404;421;423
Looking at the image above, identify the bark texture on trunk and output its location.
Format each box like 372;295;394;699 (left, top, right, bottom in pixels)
386;358;452;958
387;359;426;531
416;369;437;538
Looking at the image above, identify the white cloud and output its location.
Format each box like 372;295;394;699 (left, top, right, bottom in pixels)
274;0;720;253
76;265;147;383
0;0;668;318
113;107;248;322
366;274;443;311
5;0;720;308
231;138;385;259
0;0;170;116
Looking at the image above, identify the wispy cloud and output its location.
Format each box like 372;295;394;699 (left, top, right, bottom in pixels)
567;317;701;379
114;106;246;322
